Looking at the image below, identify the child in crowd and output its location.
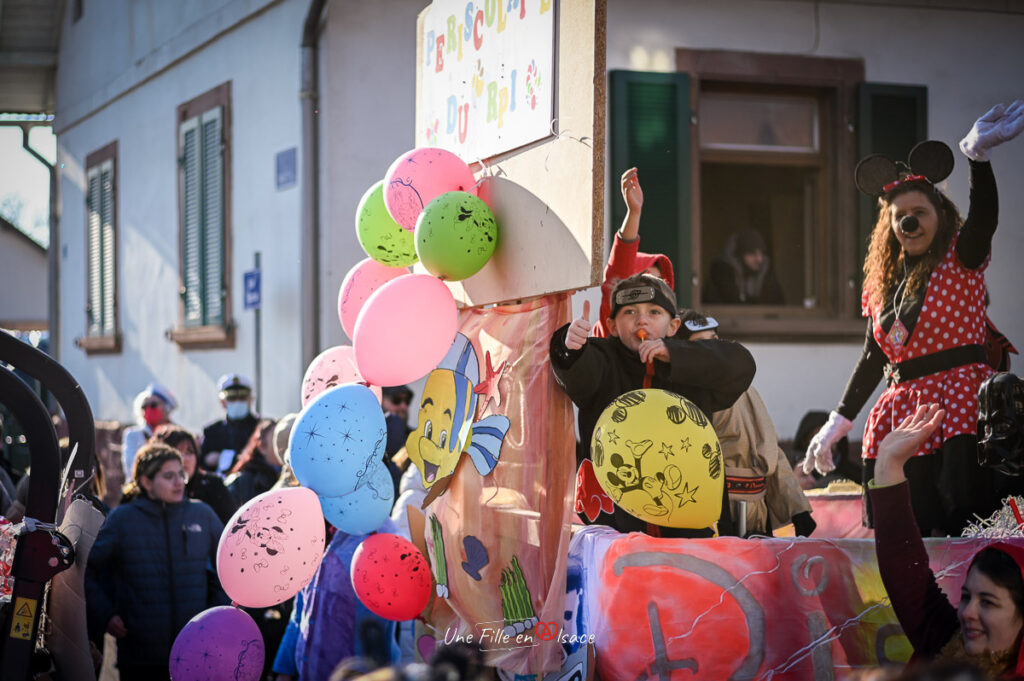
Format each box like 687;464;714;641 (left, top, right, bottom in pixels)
595;167;675;338
550;273;755;536
680;310;815;537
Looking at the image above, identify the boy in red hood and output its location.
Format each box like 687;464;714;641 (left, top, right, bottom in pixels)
595;167;676;338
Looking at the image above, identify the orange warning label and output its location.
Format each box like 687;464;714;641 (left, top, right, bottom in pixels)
9;597;37;641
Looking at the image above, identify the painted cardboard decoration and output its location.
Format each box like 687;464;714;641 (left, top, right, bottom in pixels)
591;389;723;529
500;556;538;637
461;535;490;581
430;514;451;598
407;333;511;505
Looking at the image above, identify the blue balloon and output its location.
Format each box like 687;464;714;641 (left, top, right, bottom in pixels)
319;463;395;534
289;383;386;497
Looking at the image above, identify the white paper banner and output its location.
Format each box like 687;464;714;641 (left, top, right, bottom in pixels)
419;0;556;160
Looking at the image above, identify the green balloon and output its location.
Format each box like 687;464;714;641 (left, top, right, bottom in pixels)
356;181;418;267
414;191;498;281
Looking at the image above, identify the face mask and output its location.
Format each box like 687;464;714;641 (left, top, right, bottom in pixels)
225;401;249;420
143;406;164;428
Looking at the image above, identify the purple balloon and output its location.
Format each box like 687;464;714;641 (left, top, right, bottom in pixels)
170;606;264;681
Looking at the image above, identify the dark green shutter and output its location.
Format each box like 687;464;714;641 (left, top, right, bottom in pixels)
200;106;225;326
856;83;928;268
100;162;116;335
86;167;103;335
180;105;226;328
180;116;203;326
609;70;692;307
86;160;116;337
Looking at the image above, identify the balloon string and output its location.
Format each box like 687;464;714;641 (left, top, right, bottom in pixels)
544;117;593;172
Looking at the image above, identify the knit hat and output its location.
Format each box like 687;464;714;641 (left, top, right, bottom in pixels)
610;274;678;319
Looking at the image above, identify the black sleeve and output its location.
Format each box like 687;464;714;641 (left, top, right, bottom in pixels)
662;338;756;414
549;323;585;371
836;322;886;421
549;324;607;407
955;160;998;269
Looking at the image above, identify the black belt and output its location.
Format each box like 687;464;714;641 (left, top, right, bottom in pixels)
883;344;987;386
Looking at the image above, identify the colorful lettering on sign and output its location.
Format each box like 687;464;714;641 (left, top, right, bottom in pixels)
473;9;484;50
436;35;445;72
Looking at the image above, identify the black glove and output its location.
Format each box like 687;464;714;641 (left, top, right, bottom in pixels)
792;511;816;537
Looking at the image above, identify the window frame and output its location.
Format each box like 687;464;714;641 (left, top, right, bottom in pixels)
677;49;866;341
168;81;235;349
76;140;122;355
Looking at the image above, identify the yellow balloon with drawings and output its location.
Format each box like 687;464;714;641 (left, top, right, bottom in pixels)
591;389;723;529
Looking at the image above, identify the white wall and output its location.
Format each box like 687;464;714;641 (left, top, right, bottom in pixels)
318;0;425;351
55;0;306;429
0;229;48;327
605;0;1024;440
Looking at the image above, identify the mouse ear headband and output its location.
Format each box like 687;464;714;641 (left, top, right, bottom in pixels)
854;140;955;197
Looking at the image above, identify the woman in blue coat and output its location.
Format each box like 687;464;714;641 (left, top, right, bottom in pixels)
86;443;226;680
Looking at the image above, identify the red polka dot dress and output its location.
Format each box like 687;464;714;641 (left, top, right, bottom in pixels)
860;235;994;460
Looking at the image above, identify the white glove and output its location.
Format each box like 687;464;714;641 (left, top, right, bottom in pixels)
801;411;854;476
959;100;1024;162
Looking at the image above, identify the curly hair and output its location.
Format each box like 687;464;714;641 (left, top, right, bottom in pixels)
863;181;963;311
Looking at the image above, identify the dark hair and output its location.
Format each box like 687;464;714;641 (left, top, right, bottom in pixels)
864;181;961;312
679;309;710;327
229;419;277;475
969;548;1024;616
150;424;198;456
123;443;182;500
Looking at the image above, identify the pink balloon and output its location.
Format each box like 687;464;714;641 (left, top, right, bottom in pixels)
217;487;326;608
338;258;409;339
383;147;477;231
301;345;381;407
350;533;432;621
353;274;458;387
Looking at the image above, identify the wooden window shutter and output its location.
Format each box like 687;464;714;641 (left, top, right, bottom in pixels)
856;83;928;268
609;70;693;307
180;115;203;326
86;166;103;336
99;161;116;335
200;106;225;326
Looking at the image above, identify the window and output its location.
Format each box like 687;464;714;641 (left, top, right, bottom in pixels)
169;82;234;348
76;140;121;354
611;52;929;340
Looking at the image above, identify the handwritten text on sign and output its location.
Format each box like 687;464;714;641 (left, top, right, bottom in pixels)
420;0;555;160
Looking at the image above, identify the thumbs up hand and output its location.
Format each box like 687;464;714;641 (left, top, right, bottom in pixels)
565;301;593;351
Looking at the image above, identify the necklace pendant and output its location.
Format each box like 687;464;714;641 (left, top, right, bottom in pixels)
887;319;908;348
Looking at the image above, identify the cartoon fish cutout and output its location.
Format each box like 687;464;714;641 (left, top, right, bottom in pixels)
407;333;510;506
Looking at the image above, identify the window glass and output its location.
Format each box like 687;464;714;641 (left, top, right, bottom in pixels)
699;92;818;153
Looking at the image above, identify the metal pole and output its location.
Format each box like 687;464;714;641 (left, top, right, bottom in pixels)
254;251;262;415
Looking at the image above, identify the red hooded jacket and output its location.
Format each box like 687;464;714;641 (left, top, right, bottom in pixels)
595;233;676;338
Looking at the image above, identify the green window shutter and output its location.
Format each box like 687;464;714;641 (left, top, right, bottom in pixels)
100;161;116;336
200;106;225;326
609;70;692;308
180;115;203;327
856;83;927;267
86;166;103;336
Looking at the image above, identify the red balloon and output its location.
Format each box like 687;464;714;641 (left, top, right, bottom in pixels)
350;533;432;621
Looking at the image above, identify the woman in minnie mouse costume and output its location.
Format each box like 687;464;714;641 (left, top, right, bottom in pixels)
803;100;1024;536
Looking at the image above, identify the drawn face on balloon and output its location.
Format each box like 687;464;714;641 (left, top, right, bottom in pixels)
407;369;474;487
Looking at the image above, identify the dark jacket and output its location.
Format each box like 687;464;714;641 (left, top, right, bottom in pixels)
85;496;226;668
225;455;280;506
200;414;260;471
187;471;238;524
550;325;756;536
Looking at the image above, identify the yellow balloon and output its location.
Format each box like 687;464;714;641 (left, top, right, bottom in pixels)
591;389;723;529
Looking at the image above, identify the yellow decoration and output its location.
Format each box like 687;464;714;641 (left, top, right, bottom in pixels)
591;389;723;529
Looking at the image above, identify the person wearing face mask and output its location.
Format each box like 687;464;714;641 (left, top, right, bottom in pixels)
86;444;226;681
803;101;1024;537
200;373;259;473
122;383;178;479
